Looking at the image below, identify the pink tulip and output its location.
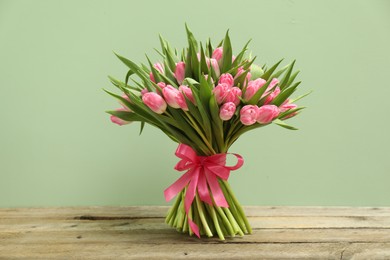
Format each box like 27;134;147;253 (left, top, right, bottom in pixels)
244;78;266;101
225;87;242;106
156;82;166;95
264;86;281;105
212;47;223;61
176;92;188;111
212;83;229;104
279;101;298;119
179;85;195;104
149;72;156;83
218;73;234;88
141;89;148;96
263;78;279;95
153;63;164;74
142;92;167;114
119;94;132;111
257;105;279;124
110;108;131;126
208;58;220;77
279;100;297;112
174;62;186;84
162;85;181;109
219;102;236;121
240;105;258;126
235;67;252;85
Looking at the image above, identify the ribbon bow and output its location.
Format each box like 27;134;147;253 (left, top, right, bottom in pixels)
164;144;244;237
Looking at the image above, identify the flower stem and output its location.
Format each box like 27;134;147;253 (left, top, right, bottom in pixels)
195;192;213;237
222;180;252;234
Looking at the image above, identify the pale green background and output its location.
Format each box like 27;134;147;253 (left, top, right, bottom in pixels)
1;0;389;207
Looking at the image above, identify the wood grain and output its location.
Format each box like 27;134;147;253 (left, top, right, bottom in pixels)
1;206;390;259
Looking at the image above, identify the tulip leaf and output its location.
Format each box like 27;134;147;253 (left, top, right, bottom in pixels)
273;119;298;130
278;107;305;120
199;45;209;74
185;23;198;53
108;75;142;91
231;39;251;69
261;59;284;81
221;30;232;73
272;81;301;106
209;96;225;153
246;79;272;105
106;110;143;122
139;121;145;135
290;90;312;103
279;60;296;90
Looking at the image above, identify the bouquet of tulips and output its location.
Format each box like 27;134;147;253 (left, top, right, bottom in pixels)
106;25;307;240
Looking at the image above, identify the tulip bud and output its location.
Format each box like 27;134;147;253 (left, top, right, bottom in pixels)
142;92;167;114
212;47;223;61
257;105;279;124
218;73;234;88
279;101;298;119
119;94;132;111
153;63;164;74
179;85;195;104
141;89;148;96
225;87;242;106
149;72;156;83
219;102;236;121
244;78;266;101
212;83;229;105
264;86;281;105
264;78;279;94
208;58;220;77
110;108;131;126
162;85;181;109
174;62;186;84
240;105;258;126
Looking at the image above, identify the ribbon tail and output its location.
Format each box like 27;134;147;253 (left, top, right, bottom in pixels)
184;168;200;237
164;169;193;202
197;169;213;205
205;169;229;208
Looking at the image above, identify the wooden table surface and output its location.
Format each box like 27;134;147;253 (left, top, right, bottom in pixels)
1;206;390;259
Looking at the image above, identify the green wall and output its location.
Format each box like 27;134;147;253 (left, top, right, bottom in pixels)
1;0;389;207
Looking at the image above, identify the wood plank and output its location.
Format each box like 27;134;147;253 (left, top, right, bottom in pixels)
1;206;390;219
1;242;390;259
2;216;390;229
1;206;390;259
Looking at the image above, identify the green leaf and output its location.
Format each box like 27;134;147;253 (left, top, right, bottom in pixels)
273;119;298;130
209;96;225;152
278;107;305;120
188;80;212;143
221;30;232;73
145;55;163;83
199;45;209;74
261;59;284;81
246;79;273;105
108;75;141;91
106;110;143;122
139;121;145;135
185;23;198;53
285;70;300;89
290;90;312;103
272;81;301;106
231;39;251;69
279;60;296;90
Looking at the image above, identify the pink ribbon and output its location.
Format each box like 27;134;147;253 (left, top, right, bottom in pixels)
164;144;244;238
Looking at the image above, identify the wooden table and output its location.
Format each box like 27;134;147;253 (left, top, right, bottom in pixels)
1;206;390;259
